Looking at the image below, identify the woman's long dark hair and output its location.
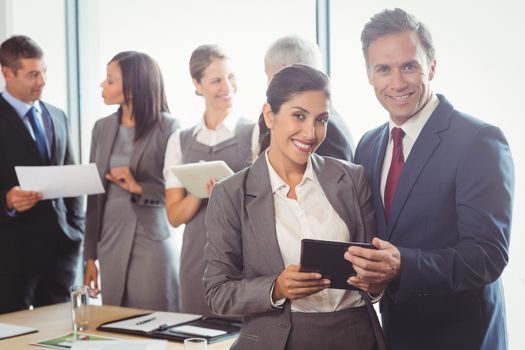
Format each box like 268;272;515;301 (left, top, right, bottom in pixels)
109;51;169;142
258;64;331;155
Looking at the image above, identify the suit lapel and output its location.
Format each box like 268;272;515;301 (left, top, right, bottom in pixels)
371;125;390;237
0;94;46;164
386;96;453;239
42;102;60;165
245;156;285;274
312;155;357;236
98;115;119;187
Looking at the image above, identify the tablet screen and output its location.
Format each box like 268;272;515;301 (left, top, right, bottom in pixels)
300;239;376;290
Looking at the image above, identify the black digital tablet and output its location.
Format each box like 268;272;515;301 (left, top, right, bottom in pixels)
300;238;377;290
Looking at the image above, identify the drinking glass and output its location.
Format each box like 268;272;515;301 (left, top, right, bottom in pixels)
70;285;90;332
184;337;207;350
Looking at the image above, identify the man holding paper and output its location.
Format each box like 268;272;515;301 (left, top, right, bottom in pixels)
0;35;84;313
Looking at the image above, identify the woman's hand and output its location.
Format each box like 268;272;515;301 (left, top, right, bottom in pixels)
205;178;217;196
106;166;143;194
272;264;330;301
83;259;101;298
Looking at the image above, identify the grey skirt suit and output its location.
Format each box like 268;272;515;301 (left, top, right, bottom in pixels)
204;154;386;350
84;112;180;311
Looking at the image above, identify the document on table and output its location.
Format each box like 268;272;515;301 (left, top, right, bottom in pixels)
0;322;37;339
15;163;104;199
70;340;167;350
102;311;201;332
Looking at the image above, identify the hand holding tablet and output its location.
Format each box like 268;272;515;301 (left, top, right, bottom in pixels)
300;239;377;290
168;161;234;198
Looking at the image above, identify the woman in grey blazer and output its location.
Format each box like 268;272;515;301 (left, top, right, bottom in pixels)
204;64;385;350
84;51;180;311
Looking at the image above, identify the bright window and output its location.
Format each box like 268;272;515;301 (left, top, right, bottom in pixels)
77;0;316;160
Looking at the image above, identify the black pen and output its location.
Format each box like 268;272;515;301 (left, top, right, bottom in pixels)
136;316;156;325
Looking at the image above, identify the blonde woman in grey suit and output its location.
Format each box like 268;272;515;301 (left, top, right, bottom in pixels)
204;64;385;350
84;51;180;311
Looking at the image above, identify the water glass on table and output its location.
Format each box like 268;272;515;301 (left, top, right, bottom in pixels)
184;337;207;350
70;285;91;332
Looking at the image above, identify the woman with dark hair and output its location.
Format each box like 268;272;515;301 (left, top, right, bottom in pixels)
204;64;384;349
84;51;180;311
163;44;257;316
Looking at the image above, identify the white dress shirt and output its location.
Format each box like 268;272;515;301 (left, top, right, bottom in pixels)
265;152;364;312
380;93;440;203
163;111;258;188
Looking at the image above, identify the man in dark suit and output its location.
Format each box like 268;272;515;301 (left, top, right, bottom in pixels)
0;35;84;313
264;35;355;161
344;8;514;350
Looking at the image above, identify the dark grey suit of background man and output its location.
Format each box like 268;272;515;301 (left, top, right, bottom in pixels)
0;35;84;314
263;35;355;161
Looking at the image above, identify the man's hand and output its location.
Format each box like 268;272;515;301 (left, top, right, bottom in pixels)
345;237;401;291
6;186;42;212
272;264;330;301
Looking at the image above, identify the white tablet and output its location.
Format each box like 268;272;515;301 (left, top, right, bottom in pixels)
169;161;234;198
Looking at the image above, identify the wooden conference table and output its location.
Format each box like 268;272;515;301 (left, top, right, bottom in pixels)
0;303;236;349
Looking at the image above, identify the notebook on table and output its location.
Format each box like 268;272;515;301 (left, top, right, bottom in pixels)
97;311;240;344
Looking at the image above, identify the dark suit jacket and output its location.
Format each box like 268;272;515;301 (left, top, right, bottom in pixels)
204;153;385;350
355;94;514;350
0;93;84;274
316;108;354;162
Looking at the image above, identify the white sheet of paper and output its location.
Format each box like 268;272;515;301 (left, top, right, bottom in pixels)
0;322;37;339
70;340;167;350
15;163;104;199
170;324;227;337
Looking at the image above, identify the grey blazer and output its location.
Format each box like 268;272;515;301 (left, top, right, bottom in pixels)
204;153;385;350
84;112;180;260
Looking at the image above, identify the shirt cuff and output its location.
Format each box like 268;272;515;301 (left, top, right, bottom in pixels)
270;282;286;308
367;290;384;304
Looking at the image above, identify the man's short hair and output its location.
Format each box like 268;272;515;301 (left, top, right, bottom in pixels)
0;35;43;73
361;8;435;67
264;35;323;75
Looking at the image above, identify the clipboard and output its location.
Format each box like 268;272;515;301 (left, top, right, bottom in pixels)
168;161;234;198
300;238;377;290
97;311;240;344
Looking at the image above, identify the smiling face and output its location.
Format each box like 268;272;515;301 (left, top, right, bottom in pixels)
193;58;237;112
100;61;125;106
2;58;46;103
264;90;329;171
366;30;436;125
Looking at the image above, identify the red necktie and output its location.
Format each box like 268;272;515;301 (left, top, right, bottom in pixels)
384;127;405;220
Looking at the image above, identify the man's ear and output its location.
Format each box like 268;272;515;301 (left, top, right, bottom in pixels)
428;58;437;81
1;66;14;82
262;103;274;129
